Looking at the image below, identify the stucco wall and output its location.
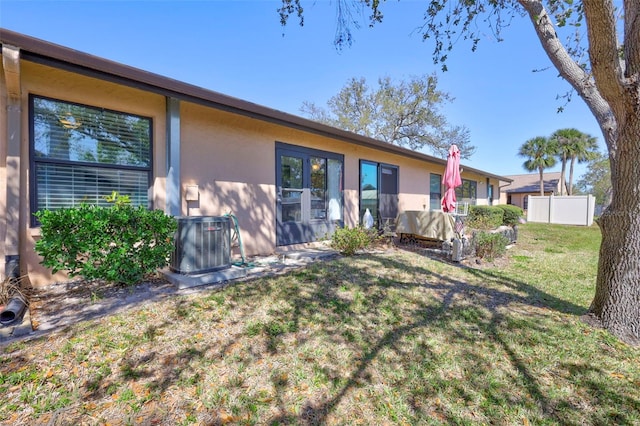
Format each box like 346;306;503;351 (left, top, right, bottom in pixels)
508;193;531;209
499;190;509;205
19;61;167;286
178;102;453;255
179;103;278;255
7;59;506;287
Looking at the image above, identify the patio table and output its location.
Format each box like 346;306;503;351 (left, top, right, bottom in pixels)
396;210;456;242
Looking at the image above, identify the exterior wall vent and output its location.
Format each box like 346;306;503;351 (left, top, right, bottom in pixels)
171;216;231;274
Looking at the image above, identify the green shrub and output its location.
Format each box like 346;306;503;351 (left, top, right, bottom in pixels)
35;201;177;286
474;231;509;261
466;206;504;230
330;226;379;256
496;204;523;226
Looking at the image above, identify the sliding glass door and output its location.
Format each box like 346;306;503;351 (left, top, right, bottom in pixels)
359;160;399;228
276;143;343;246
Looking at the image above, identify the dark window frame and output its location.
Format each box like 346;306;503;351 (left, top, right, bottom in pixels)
487;178;494;206
455;178;477;203
29;94;153;226
430;173;442;210
358;159;399;227
275;141;344;223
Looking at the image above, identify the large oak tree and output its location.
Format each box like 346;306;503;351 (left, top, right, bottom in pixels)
301;74;476;159
279;0;640;343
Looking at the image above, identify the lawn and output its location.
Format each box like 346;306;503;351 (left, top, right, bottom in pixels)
1;223;639;425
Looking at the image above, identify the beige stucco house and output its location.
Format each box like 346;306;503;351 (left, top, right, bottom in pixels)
499;172;563;209
1;29;511;287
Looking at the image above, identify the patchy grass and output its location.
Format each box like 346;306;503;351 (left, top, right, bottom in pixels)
1;223;639;425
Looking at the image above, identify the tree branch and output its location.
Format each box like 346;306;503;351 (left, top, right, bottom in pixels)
624;0;640;79
582;0;626;104
519;0;618;153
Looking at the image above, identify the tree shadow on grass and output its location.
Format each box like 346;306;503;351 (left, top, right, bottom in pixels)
268;252;635;425
352;252;589;325
2;251;637;425
463;267;589;316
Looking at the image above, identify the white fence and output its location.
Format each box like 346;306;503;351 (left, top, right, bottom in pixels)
526;195;596;226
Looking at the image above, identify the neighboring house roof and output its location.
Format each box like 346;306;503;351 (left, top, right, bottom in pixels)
0;28;512;183
502;172;562;194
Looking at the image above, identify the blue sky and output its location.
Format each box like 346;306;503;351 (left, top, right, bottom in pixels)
0;0;604;179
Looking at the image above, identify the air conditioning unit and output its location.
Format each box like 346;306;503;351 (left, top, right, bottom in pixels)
171;216;231;274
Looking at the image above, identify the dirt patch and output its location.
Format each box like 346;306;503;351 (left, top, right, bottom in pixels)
28;275;178;333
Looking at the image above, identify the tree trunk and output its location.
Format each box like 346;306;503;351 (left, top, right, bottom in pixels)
560;154;567;195
581;0;640;344
538;167;544;196
520;0;639;343
568;156;575;195
590;116;640;343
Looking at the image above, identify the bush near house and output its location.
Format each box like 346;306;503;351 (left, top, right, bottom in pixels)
495;204;524;226
329;226;381;256
35;199;176;286
463;205;522;260
466;206;505;230
467;205;523;230
473;231;510;261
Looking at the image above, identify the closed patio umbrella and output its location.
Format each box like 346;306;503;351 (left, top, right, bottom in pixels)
441;144;462;212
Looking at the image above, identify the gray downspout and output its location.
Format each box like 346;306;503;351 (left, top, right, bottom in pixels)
2;44;22;278
166;97;181;217
0;45;27;325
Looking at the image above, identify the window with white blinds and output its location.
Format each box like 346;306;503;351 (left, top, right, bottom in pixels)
30;96;152;223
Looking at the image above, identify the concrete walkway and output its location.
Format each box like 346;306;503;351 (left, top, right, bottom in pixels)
164;246;338;289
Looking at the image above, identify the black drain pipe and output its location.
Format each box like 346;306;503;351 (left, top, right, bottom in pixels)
0;256;27;325
5;255;19;278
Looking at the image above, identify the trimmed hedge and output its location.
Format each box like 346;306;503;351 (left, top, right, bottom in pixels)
467;206;504;230
467;204;523;229
495;204;523;226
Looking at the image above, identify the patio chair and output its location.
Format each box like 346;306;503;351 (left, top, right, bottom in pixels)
453;202;469;217
379;216;397;245
450;202;469;238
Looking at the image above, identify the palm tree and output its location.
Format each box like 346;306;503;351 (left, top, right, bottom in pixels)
567;133;599;195
551;128;599;195
551;128;580;195
518;136;558;196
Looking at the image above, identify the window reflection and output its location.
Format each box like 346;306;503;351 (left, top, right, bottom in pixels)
311;157;326;220
278;149;343;225
430;173;442;210
281;156;304;222
360;162;379;224
31;95;151;220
